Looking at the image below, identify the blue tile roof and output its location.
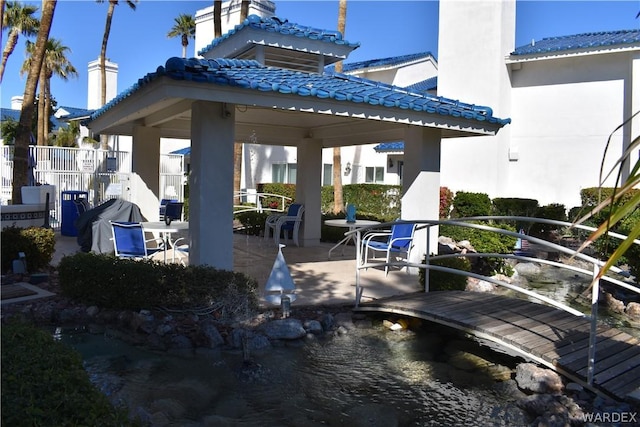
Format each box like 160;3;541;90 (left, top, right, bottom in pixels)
56;106;94;119
511;29;640;56
90;57;510;127
374;142;404;153
1;107;64;131
329;52;436;73
170;147;191;156
404;76;438;93
198;15;360;57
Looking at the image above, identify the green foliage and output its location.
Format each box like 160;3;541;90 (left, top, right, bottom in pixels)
321;184;401;221
58;253;259;312
235;211;269;235
451;191;492;218
1;226;55;273
439;222;517;276
419;256;472;291
529;203;567;240
1;321;134;426
572;187;640;278
492;197;539;231
440;186;454;219
257;183;297;208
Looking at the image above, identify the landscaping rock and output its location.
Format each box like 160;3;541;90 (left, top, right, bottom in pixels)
260;318;306;340
515;363;563;394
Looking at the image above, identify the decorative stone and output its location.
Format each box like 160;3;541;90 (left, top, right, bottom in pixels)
625;302;640;320
303;319;323;334
260;318;306;340
466;279;496;293
86;305;99;317
515;363;564;393
514;262;542;276
604;292;625;314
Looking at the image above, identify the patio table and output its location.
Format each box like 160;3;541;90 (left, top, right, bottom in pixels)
142;221;188;263
324;219;380;259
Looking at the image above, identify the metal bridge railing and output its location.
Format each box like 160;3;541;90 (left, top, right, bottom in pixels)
349;216;639;386
233;191;291;214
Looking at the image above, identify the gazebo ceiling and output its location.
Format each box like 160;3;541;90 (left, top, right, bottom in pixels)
87;57;510;147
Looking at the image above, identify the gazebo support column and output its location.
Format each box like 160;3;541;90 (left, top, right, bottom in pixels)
131;125;161;221
296;138;322;246
189;101;235;270
402;127;442;270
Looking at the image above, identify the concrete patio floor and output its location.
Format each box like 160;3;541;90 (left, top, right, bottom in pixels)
50;231;422;309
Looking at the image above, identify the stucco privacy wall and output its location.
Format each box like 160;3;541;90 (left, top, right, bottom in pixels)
437;0;515;205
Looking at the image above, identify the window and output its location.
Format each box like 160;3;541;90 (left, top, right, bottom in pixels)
365;166;384;183
323;163;333;186
272;163;297;184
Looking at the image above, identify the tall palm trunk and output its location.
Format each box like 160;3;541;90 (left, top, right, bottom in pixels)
213;0;221;38
332;0;347;214
12;0;56;203
36;65;46;145
44;73;51;145
232;2;250;202
0;27;19;82
99;1;115;149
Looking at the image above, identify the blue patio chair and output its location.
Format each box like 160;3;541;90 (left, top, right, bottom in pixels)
362;221;416;276
264;203;305;246
110;221;164;260
159;198;178;221
163;202;184;225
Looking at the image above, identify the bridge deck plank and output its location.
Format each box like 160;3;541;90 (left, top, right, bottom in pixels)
355;291;640;402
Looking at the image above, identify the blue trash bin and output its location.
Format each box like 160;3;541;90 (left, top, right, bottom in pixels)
61;191;88;236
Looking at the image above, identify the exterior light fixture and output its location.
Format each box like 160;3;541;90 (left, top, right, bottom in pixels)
344;162;351;176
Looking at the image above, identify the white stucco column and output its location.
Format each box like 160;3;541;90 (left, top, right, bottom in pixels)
131;125;160;221
189;101;235;269
402;127;442;268
296;138;322;246
624;53;640;182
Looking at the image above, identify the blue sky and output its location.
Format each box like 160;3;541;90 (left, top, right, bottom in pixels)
1;0;638;110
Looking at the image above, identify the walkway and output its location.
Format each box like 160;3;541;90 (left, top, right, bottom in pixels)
354;290;640;402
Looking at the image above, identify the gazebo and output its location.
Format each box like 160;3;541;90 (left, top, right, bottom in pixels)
86;15;510;270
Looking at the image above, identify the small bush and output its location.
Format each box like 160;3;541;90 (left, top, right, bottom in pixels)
451;192;492;218
58;253;259;314
1;320;133;426
419;256;472;291
236;211;269;235
1;226;55;273
439;222;517;276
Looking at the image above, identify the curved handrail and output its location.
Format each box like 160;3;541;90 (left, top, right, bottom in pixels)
232;191;291;214
349;216;639;386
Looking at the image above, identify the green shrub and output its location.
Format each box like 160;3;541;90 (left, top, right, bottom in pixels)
58;253;259;313
257;183;297;208
491;197;539;231
321;184;401;221
236;211;269;235
419;255;472;291
1;320;133;426
451;192;492;218
529;203;567;240
439;222;517;276
1;226;55;273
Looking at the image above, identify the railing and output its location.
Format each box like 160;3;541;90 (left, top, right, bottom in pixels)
349;216;640;386
1;146;184;229
233;191;291;214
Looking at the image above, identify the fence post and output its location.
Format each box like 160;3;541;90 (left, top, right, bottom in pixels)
586;263;600;386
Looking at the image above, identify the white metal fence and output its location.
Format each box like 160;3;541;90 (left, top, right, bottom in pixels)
1;145;185;229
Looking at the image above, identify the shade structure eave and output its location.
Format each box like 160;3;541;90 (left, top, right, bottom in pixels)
87;76;506;141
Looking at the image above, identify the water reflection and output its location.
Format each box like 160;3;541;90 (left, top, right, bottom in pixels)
63;322;532;426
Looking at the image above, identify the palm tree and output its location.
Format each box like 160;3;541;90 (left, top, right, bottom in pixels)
97;0;137;149
332;0;347;214
51;119;80;147
213;0;221;38
167;13;195;58
11;0;55;204
0;1;38;82
22;38;77;146
240;0;249;21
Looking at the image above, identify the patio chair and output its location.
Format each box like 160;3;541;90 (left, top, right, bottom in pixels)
159;198;178;221
264;203;305;246
163;202;184;225
361;221;416;276
110;221;164;260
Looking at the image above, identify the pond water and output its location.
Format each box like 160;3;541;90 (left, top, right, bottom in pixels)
59;321;532;426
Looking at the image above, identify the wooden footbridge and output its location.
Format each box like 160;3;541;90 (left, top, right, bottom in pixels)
348;217;640;403
354;291;640;402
